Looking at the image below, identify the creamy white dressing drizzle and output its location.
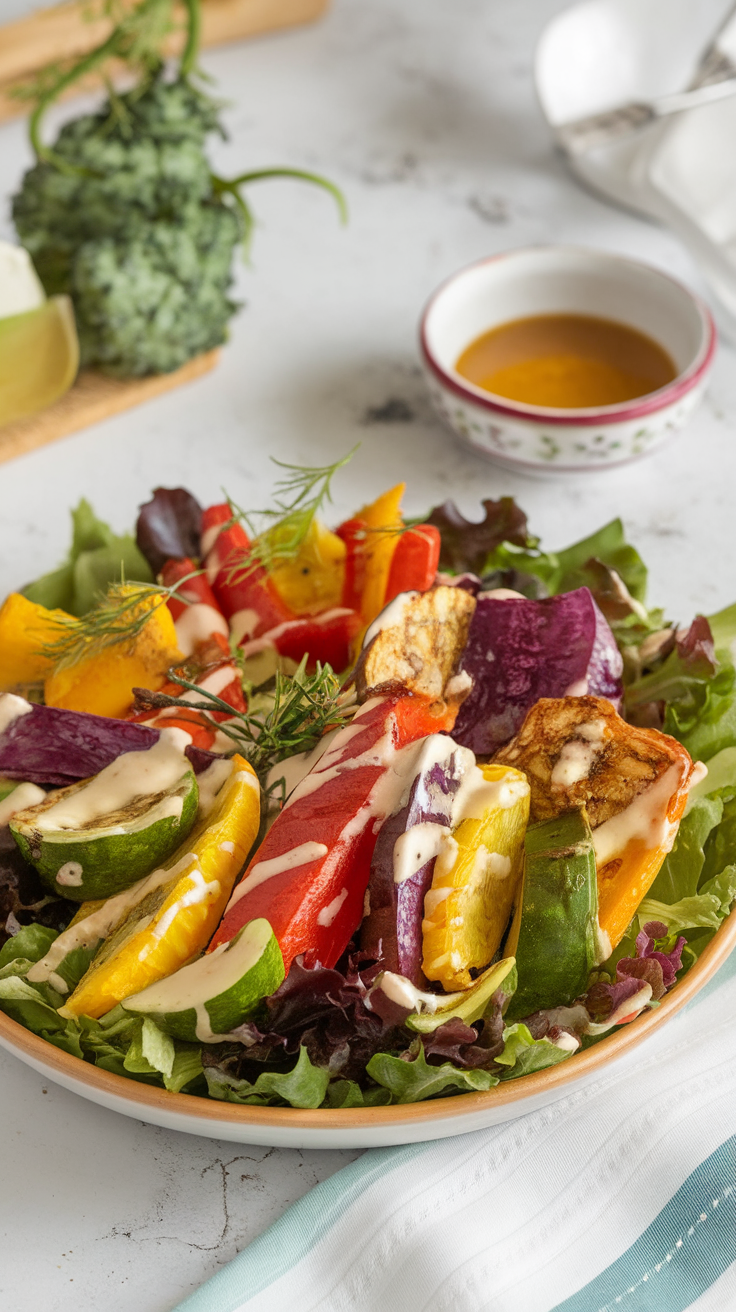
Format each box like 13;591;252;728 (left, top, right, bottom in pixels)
451;765;529;824
377;971;450;1013
233;770;259;790
266;729;341;805
148;868;221;944
551;720;608;787
393;822;449;885
564;678;589;697
177;665;238;703
56;861;84;887
27;850;199;985
0;694;33;736
476;588;525;601
550;1031;579;1052
229;841;329;904
196;759;233;818
200;523;222;559
34;728;191;832
229;608;260;643
175;604;229;656
0;782;45;827
423;884;453;917
219;841;235;854
593;925;612;966
592;763;685;866
444;670;473;700
362;592;419;649
317;887;348;927
280;699;395;811
123;921;273;1042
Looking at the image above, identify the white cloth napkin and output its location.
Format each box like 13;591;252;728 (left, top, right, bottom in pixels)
174;953;736;1312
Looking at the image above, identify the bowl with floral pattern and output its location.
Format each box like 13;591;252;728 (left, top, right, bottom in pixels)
419;246;716;475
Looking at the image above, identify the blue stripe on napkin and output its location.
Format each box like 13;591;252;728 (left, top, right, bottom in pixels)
552;1136;736;1312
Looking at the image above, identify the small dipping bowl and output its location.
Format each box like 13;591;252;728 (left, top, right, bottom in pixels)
419;246;716;474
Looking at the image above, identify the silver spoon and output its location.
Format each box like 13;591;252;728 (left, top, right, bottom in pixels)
557;3;736;155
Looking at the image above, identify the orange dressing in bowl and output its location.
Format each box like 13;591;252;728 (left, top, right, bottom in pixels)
455;313;677;408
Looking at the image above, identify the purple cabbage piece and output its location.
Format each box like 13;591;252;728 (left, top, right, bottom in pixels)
135;487;203;575
0;701;216;785
360;746;465;986
452;586;623;753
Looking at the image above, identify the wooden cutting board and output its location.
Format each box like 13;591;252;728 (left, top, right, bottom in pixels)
0;0;330;122
0;0;329;463
0;352;220;466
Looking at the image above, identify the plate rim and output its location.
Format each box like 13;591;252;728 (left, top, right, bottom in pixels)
1;907;734;1132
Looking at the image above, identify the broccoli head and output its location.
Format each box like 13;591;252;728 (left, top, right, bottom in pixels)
12;76;242;377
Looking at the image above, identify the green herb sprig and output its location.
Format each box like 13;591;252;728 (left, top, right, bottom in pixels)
133;655;355;780
40;575;199;670
223;448;358;582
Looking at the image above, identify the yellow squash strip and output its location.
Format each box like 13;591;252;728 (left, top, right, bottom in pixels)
44;587;182;718
61;755;260;1018
0;592;74;691
422;763;530;990
269;518;347;615
351;482;405;658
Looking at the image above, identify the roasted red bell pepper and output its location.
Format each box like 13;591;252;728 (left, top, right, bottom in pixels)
201;503;295;641
160;556;230;657
240;607;362;673
335;517;368;612
128;632;246;747
161;557;224;621
384;525;441;606
209;693;458;968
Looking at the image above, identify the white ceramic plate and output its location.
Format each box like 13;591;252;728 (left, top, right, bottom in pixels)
535;0;736;334
0;911;733;1148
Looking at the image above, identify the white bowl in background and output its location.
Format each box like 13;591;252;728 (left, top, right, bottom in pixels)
419;246;716;475
534;0;736;338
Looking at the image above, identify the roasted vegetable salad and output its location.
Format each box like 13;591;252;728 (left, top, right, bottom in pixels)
0;468;734;1109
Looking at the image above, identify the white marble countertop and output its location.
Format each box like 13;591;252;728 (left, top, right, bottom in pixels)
1;0;735;1307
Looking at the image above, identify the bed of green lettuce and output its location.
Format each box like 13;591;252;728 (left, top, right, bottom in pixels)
1;511;736;1109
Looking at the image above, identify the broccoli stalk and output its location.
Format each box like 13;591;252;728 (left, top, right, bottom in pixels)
11;0;344;379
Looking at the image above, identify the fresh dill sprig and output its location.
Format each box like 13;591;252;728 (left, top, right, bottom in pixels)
21;0;194;169
223;448;358;583
40;574;199;670
133;655;354;779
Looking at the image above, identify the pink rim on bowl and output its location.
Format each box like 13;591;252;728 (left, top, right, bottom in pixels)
419;247;717;428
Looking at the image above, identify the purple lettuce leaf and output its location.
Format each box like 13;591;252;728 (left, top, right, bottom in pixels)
627;615;719;712
452;586;623;754
584;920;687;1022
0;700;217;785
0;826;74;949
583;975;646;1025
418;1010;505;1070
204;951;407;1084
426;498;530;576
135;488;203;575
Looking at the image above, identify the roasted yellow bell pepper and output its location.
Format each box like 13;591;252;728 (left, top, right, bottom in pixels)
44;587;182;719
422;763;530;990
269;518;347;616
0;592;72;691
62;755;260;1019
